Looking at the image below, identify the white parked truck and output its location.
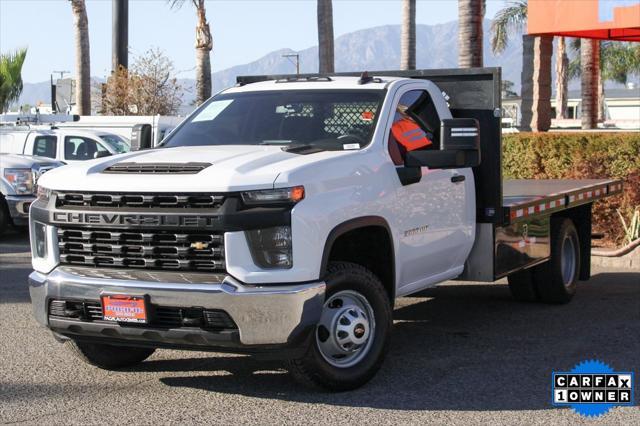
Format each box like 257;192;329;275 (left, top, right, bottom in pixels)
0;153;61;234
28;68;622;390
1;128;130;164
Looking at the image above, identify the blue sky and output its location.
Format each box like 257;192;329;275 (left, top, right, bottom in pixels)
1;0;505;83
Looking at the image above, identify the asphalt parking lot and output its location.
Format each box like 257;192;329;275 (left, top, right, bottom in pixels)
1;230;638;425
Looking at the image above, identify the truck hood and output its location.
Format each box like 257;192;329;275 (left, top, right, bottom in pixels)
0;153;63;169
37;145;348;192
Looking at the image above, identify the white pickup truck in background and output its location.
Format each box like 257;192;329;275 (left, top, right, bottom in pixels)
0;153;61;234
1;128;130;163
27;68;622;391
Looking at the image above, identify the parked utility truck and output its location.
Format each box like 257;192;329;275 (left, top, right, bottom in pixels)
0;154;61;234
28;68;622;390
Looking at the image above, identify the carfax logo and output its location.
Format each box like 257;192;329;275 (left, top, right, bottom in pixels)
552;360;635;417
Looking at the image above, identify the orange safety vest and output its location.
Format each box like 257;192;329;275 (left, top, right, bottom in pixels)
391;117;432;151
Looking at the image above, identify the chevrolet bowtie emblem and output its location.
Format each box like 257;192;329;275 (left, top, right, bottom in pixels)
190;242;209;250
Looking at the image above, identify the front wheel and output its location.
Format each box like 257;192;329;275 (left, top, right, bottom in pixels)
0;195;11;236
288;262;392;391
65;340;155;369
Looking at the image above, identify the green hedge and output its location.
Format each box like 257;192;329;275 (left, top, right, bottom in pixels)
502;132;640;245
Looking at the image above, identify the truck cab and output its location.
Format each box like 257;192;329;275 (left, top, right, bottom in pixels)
27;68;622;391
2;128;130;164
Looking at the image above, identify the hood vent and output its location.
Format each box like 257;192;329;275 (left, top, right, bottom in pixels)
103;162;211;174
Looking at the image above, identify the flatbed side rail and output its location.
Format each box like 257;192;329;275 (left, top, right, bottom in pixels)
505;179;623;224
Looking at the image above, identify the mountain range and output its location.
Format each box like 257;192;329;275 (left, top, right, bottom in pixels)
19;19;581;110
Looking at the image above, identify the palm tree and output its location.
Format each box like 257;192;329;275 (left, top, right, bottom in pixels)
555;37;568;119
70;0;91;115
491;0;553;132
568;40;639;126
0;48;27;112
400;0;416;70
170;0;213;105
458;0;484;67
317;0;334;74
580;39;600;129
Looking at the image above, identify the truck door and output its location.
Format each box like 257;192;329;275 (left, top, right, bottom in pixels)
387;87;474;293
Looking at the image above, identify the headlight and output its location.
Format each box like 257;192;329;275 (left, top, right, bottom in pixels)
4;168;34;195
241;186;304;205
36;185;52;202
246;226;292;268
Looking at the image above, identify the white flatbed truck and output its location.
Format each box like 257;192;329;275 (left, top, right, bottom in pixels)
28;68;622;390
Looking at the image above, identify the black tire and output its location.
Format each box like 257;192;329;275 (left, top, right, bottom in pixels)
65;340;155;369
532;218;580;304
507;268;538;302
0;195;11;236
288;261;392;391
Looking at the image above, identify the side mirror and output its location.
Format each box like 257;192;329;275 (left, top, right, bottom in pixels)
404;118;481;169
131;123;153;151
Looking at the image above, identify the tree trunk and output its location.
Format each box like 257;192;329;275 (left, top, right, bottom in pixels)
520;35;534;131
317;0;334;73
400;0;416;70
194;0;212;105
532;36;553;132
555;36;568;119
458;0;483;68
71;0;91;115
598;64;605;122
581;39;600;129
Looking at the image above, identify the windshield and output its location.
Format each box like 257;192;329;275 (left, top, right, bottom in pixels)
161;90;384;151
99;134;131;154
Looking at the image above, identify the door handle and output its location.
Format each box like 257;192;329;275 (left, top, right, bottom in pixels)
451;174;465;183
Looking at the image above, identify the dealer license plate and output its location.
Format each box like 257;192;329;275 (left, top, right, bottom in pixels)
101;295;147;323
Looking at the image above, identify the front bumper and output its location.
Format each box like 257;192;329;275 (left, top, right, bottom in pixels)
5;195;35;225
29;266;325;352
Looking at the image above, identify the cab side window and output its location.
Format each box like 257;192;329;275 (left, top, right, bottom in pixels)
65;137;110;160
388;90;439;165
32;136;57;158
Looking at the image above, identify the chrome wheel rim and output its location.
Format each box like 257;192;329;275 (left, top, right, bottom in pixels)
315;290;376;368
561;235;577;286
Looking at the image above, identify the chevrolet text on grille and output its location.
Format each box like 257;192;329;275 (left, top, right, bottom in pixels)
51;212;220;227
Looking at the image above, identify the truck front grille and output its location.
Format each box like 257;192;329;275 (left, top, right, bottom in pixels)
55;192;224;209
57;228;225;272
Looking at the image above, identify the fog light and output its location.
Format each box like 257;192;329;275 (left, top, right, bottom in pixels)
34;222;47;258
246;226;292;269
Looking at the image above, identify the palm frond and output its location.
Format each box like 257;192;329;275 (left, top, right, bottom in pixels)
568;37;581;53
167;0;198;10
490;0;528;54
0;48;28;112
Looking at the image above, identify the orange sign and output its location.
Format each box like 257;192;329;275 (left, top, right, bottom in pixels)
528;0;640;41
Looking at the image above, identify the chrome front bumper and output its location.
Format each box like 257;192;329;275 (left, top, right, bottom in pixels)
29;266;325;347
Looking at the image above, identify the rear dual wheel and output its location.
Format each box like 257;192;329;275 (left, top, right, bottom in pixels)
508;218;580;304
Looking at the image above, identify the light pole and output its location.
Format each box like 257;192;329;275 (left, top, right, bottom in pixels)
113;0;129;71
282;54;300;75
